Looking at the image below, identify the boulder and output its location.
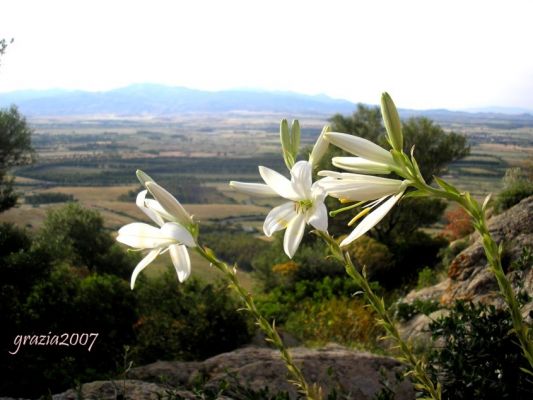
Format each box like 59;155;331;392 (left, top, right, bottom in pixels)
400;196;533;338
51;345;414;399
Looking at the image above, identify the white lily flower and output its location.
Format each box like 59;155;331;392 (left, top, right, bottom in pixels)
339;189;406;247
230;160;327;258
316;170;409;247
117;184;197;289
117;221;196;288
317;171;405;202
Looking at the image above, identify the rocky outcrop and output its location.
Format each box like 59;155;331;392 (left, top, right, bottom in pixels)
401;196;533;338
51;345;414;399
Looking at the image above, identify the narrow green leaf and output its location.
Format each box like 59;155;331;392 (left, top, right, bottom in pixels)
482;193;492;212
403;190;430;199
434;176;460;195
410;148;426;184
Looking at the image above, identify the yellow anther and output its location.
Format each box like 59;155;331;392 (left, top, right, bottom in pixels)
348;207;371;226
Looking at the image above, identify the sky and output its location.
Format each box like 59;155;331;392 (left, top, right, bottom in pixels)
0;0;532;110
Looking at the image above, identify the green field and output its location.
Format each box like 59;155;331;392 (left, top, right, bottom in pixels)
2;112;532;286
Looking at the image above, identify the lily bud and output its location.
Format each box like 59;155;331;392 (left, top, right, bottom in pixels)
290;119;301;159
280;119;293;169
381;92;403;152
136;169;154;187
309;125;330;167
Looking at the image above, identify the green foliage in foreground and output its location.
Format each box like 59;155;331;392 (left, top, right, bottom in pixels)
202;229;269;271
0;204;253;398
0;221;138;397
133;272;252;363
429;301;533;399
257;276;363;323
36;202;135;278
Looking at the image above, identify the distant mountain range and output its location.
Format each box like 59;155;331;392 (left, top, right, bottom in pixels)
0;83;532;122
0;84;358;116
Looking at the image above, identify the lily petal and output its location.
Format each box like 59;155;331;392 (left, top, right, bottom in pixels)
161;222;196;247
169;244;191;282
263;201;298;237
317;177;404;202
136;190;165;227
117;223;176;249
332;157;391;175
146;181;192;226
325;132;394;165
340;190;405;247
318;170;401;183
283;213;306;258
259;166;301;201
229;181;278;197
290;160;312;198
130;248;161;289
306;202;328;232
144;199;175;222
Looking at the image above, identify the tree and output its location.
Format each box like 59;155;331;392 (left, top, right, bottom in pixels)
0;106;35;212
37;203;137;278
402;117;470;182
0;38;32;212
0;38;13;66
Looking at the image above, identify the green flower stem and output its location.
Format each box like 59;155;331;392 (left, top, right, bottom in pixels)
316;231;442;400
472;210;533;371
195;245;322;400
409;174;533;373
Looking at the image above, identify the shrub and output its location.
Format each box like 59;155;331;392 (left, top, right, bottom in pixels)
252;235;345;291
345;235;394;279
416;266;439;289
203;230;269;271
256;276;364;323
37;203;137;278
385;231;448;289
285;297;380;347
394;299;441;322
25;192;76;205
133;273;252;363
443;206;473;240
494;166;533;212
428;301;533;399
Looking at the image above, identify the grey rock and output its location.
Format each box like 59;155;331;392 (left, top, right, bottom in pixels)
131;344;414;399
51;345;414;399
400;196;533;337
52;380;172;400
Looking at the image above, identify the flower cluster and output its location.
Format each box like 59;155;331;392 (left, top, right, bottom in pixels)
116;93;414;285
116;171;197;289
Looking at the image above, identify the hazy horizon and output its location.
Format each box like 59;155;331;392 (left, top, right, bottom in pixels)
2;82;533;115
1;0;533;111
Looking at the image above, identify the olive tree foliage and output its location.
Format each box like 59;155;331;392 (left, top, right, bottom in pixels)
0;106;35;212
325;105;470;243
0;38;35;212
0;38;13;64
